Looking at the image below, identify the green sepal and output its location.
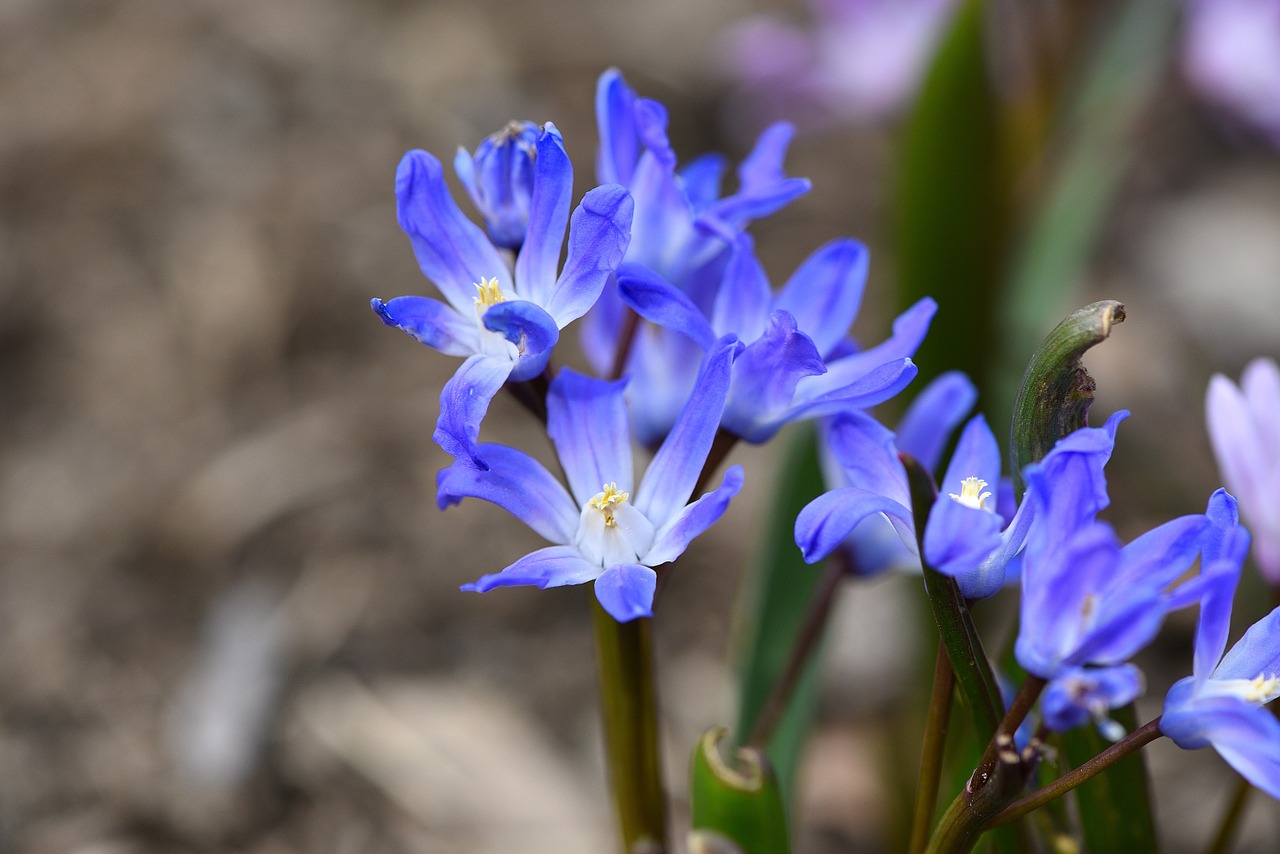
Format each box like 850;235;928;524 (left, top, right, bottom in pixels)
1009;300;1125;493
690;727;790;854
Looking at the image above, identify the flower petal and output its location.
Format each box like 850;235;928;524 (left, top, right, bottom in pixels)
643;465;745;566
680;153;728;214
546;369;633;506
482;299;560;367
514;123;574;306
596;69;640;187
437;444;578;544
710;234;772;344
462;545;602;592
1214;604;1280;683
795;486;914;564
616;262;717;350
721;310;827;443
824;411;911;507
395;149;510;314
546;184;634;327
773;239;868;357
433;354;515;469
633;336;741;526
594;563;658;622
1165;696;1280;800
370;296;478;357
1041;664;1145;734
895;371;977;473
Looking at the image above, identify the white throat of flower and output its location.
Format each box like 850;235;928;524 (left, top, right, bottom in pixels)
1205;672;1280;706
471;277;519;359
949;476;993;511
575;482;655;568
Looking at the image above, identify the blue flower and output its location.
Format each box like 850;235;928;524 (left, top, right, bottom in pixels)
1161;494;1280;799
617;234;936;444
441;337;745;622
795;383;1034;599
1206;357;1280;585
371;124;634;469
583;69;811;444
454;121;540;249
1015;424;1222;736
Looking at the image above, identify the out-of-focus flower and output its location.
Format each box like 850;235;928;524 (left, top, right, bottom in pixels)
718;0;960;130
617;234;933;444
1183;0;1280;146
1015;431;1221;737
442;338;745;622
795;382;1049;600
1206;357;1280;585
371;125;633;469
454;121;540;250
1162;497;1280;799
584;69;810;445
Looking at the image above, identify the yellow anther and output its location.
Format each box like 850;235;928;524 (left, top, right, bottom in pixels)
1244;673;1280;704
473;277;507;312
949;476;992;511
589;482;630;528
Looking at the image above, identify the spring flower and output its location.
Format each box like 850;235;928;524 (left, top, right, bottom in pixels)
454;121;540;249
372;124;633;469
1162;495;1280;799
718;0;960;130
1015;433;1222;736
442;337;745;622
1183;0;1280;146
617;234;935;444
1206;357;1280;585
583;69;811;444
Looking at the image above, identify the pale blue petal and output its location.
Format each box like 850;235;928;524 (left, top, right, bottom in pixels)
773;239;868;357
395;149;510;314
680;153;727;214
1042;665;1144;733
594;563;658;621
370;296;478;357
437;444;578;544
433;354;515;470
462;545;602;592
710;234;772;344
633;336;741;526
824;411;911;508
546;184;634;327
796;486;914;564
644;465;744;566
1214;605;1280;682
1165;697;1280;800
514;123;573;306
546;368;633;506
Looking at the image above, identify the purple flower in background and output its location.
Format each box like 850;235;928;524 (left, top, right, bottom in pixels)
371;124;633;469
441;337;745;622
1206;357;1280;585
584;69;811;444
718;0;959;130
1162;497;1280;799
617;235;935;444
1184;0;1280;145
454;121;540;250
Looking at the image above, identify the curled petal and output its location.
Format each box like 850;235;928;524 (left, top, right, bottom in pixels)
482;299;559;365
462;545;601;593
721;311;827;443
437;444;578;544
795;486;913;564
594;563;659;622
370;296;477;357
433;354;515;470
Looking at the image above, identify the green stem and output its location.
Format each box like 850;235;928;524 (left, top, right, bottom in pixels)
1206;775;1252;854
909;641;955;854
592;600;668;854
987;718;1164;829
746;554;845;749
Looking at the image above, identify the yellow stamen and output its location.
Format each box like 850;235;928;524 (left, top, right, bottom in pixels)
1243;673;1280;704
949;476;992;511
473;277;507;313
589;482;629;528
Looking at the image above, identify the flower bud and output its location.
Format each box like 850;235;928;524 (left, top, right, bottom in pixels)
455;120;540;249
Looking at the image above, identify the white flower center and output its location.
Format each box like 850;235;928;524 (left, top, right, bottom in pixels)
575;482;656;568
471;277;519;360
948;476;992;511
1205;673;1280;706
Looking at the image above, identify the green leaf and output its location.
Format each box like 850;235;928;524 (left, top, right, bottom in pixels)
896;0;1003;394
690;728;790;854
730;425;828;800
1009;299;1125;493
1060;705;1158;854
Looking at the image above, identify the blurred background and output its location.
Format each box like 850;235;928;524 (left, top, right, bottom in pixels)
0;0;1277;851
